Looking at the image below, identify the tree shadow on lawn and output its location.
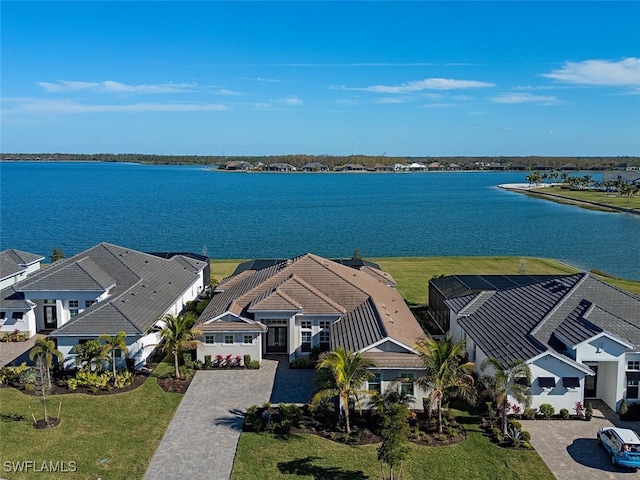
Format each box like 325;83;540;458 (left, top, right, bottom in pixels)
278;456;368;480
566;438;637;474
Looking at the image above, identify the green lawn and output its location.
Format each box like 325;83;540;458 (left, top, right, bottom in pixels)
212;256;640;305
0;378;182;479
530;186;640;213
231;421;555;480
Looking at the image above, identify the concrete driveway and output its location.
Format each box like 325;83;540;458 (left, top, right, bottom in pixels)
521;404;640;480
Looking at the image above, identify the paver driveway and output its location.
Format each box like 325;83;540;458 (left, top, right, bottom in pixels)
144;358;316;480
522;408;640;480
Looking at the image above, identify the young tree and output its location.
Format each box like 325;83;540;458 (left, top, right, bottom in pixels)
29;338;63;425
414;335;475;433
312;347;376;433
377;404;410;480
159;313;202;379
99;331;129;385
480;357;532;435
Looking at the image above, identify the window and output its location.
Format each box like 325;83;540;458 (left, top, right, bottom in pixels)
400;373;414;396
69;300;79;318
114;348;122;358
369;372;381;394
319;321;330;350
85;300;96;308
12;312;24;320
301;331;312;352
628;361;640;371
44;299;56;304
0;312;5;320
205;335;215;344
300;320;312;329
224;335;234;345
243;335;253;345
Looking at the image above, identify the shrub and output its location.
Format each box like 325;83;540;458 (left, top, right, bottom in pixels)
508;420;522;430
559;408;570;419
246;360;260;369
195;299;210;315
67;378;78;390
520;430;531;442
290;357;314;369
539;404;555;419
244;405;264;432
204;355;212;369
1;363;30;385
505;425;522;447
243;354;252;367
522;408;536;420
185;300;197;312
18;367;36;386
619;399;629;417
182;353;193;369
279;403;302;427
192;360;203;370
585;401;593;418
114;370;133;389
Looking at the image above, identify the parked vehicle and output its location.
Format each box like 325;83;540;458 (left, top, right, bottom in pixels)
597;426;640;469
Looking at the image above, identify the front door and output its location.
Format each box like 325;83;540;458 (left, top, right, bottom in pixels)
266;326;287;353
585;366;598;398
44;305;57;329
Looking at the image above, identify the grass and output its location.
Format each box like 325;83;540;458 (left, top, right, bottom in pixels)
231;420;555;480
0;378;182;479
529;186;640;213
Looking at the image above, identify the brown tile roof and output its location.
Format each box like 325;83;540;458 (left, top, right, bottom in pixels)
199;253;426;351
362;352;425;369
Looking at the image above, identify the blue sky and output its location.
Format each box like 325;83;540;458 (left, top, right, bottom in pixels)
2;1;639;156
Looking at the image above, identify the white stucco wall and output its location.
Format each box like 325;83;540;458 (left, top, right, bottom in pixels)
528;354;586;412
197;332;262;365
0;309;36;337
364;367;428;410
55;334;146;369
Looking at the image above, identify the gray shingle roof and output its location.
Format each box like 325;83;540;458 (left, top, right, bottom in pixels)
16;243;207;336
451;273;640;366
0;286;32;311
0;249;44;281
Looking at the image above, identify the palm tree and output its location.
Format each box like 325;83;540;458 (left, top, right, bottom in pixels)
414;335;475;433
312;347;376;433
368;378;415;415
99;331;129;384
29;337;64;388
480;357;532;435
159;313;202;379
71;339;107;372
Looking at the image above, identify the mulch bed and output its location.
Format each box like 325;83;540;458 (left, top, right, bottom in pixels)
2;372;149;396
32;417;61;429
155;375;194;394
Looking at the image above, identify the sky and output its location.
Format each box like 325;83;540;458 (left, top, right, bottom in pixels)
1;1;639;157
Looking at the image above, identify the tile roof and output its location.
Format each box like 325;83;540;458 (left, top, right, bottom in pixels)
362;352;425;369
0;285;32;311
450;273;640;366
199;253;426;351
0;249;44;281
16;243;207;336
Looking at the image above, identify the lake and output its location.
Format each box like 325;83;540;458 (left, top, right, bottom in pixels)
1;161;638;280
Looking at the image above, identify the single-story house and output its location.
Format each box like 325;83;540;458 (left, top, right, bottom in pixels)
302;162;328;172
0;249;45;336
9;243;209;368
429;273;640;412
266;163;296;172
197;253;429;407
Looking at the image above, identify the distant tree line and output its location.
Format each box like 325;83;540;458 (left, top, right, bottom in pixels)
1;152;638;171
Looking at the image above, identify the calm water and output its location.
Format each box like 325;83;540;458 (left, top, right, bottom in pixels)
1;162;638;279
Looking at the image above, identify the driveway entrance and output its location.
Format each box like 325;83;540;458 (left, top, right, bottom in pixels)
522;402;640;480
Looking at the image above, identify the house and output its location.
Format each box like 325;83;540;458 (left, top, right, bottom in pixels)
225;161;251;171
197;253;429;407
429;273;640;412
266;163;296;172
302;162;328;172
10;243;208;368
0;249;45;336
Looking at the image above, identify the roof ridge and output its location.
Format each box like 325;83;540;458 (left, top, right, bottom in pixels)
306;253;372;297
530;273;589;337
286;274;347;313
75;257;116;289
458;290;496;315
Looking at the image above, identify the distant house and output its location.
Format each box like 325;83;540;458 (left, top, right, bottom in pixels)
392;163;408;172
197;253;429;407
427;162;443;171
342;163;366;171
374;163;393;172
0;249;44;337
560;164;579;171
429;273;640;412
302;162;328;172
408;162;426;171
266;163;296;172
225;161;251;171
9;243;208;368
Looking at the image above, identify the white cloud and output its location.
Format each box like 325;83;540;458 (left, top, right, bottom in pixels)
38;80;197;94
337;78;495;94
542;58;640;86
2;98;228;114
490;93;563;105
280;96;303;106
